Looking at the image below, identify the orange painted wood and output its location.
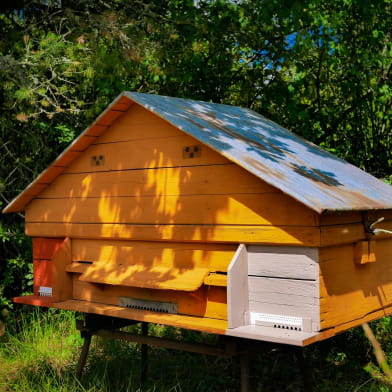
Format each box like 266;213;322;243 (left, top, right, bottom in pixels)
33;260;53;295
64;134;229;174
38;164;278;199
68;265;228;287
366;210;392;221
96;109;125;126
53;151;81;168
69;135;99;152
85;124;109;137
96;103;181;143
16;183;48;198
320;223;366;246
319;239;392;330
204;273;227;287
34;166;66;186
117;96;133;105
25;222;321;245
71;278;227;320
26;193;317;227
320;211;362;226
53;299;228;334
14;295;54;307
71;239;236;272
316;304;392;341
354;240;376;264
33;238;64;260
52;237;73;302
79;263;209;291
109;102;132;112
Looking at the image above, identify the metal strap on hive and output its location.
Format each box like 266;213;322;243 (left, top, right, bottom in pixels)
118;297;178;314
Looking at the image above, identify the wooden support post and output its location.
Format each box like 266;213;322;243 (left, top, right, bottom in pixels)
240;351;249;392
76;332;92;380
141;322;149;384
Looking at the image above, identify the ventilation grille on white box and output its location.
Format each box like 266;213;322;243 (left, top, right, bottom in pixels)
38;286;52;297
250;312;311;332
119;297;178;314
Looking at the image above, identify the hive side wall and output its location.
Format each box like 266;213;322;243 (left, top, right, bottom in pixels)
25;103;319;245
319;237;392;333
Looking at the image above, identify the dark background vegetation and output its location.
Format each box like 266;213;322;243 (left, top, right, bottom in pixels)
0;1;391;390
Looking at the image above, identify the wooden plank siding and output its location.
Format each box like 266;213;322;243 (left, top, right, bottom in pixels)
319;238;392;331
247;246;320;332
71;239;236;272
25;104;319;245
71;279;227;321
25;223;321;245
53;299;228;335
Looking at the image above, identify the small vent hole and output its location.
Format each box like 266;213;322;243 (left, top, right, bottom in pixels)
183;145;201;159
91;155;105;166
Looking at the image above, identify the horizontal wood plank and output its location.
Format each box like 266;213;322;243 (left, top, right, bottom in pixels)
78;263;209;291
39;164;278;199
14;295;54;307
247;245;318;280
320;211;362;226
320;223;366;246
26;193;318;226
53;299;228;334
248;276;319;307
319;239;392;330
71;279;227;320
64;134;229;174
71;239;236;272
25;222;321;246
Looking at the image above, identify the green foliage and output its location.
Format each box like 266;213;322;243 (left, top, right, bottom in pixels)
0;1;392;387
1;309;392;391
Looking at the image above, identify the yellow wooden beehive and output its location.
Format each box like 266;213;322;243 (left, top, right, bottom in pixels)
4;92;392;346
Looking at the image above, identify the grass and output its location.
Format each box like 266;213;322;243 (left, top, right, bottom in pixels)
1;308;392;391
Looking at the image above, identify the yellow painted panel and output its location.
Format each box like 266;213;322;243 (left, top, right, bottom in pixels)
79;263;209;291
71;239;236;272
26;193;317;226
204;273;227;287
96;103;180;143
39;164;278;199
319;239;392;330
64;135;229;173
71;278;227;320
26;222;321;246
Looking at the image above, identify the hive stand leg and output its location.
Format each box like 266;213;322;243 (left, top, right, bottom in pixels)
75;314;137;381
141;322;149;385
76;332;92;380
240;350;250;392
294;347;313;392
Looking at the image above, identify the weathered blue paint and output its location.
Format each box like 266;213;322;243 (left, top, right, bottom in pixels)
125;92;392;213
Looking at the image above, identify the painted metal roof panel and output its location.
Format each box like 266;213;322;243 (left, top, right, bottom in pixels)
125;92;392;213
3;91;392;214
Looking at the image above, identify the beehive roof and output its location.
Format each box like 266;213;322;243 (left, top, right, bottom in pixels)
4;92;392;214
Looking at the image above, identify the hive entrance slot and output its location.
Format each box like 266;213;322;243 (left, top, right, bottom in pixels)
119;297;178;314
251;312;312;332
38;286;52;297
